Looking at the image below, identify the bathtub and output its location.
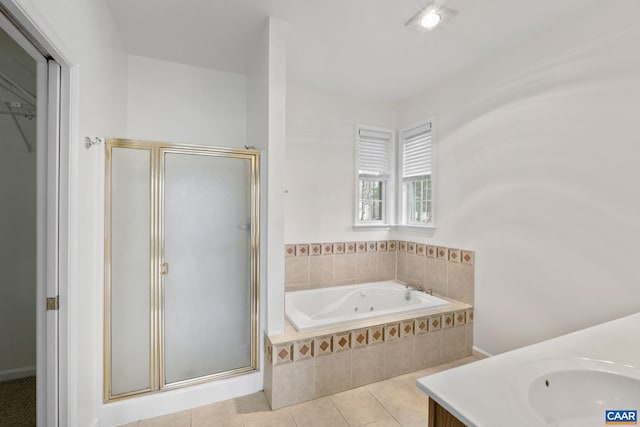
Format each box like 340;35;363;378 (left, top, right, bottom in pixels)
285;280;451;331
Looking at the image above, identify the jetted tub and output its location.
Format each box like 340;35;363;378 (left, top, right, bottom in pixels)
285;280;451;331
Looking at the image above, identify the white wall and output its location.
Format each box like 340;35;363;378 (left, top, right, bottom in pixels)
399;1;640;355
0;93;37;382
284;84;399;243
126;55;246;146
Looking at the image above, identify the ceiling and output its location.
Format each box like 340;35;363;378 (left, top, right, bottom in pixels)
107;0;597;101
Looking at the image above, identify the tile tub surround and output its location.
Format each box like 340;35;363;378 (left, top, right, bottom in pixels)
264;303;473;409
285;241;474;305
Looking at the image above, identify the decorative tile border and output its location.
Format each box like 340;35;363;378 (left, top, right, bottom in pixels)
287;241;473;265
352;328;368;348
427;245;436;258
296;244;309;257
314;335;333;357
267;305;470;366
285;245;296;257
443;312;454;329
415;317;429;335
369;325;384;345
322;243;333;255
384;323;400;341
295;338;314;361
334;331;351;352
400;319;414;337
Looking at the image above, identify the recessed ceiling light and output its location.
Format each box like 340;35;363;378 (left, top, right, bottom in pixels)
406;3;457;33
420;11;441;29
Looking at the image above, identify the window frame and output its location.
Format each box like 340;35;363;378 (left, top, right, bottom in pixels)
354;124;395;227
398;118;436;229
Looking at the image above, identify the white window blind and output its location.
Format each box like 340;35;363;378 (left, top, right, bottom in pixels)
358;129;392;177
402;122;432;178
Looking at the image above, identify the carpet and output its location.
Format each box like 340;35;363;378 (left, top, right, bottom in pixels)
0;376;36;427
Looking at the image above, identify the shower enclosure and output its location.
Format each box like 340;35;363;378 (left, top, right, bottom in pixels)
104;139;259;401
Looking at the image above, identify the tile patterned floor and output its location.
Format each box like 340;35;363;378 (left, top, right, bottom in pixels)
119;356;477;427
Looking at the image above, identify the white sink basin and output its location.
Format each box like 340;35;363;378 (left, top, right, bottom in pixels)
513;358;640;427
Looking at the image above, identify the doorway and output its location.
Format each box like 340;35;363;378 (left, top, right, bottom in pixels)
0;24;37;427
0;5;64;426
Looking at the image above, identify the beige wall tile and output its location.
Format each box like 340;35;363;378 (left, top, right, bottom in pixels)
377;251;396;281
406;254;426;286
442;325;467;362
465;323;474;356
330;387;390;426
285;256;309;288
264;357;273;408
140;410;191;427
384;336;415;378
351;345;385;387
289;397;348;427
270;359;314;409
425;257;447;297
333;254;356;282
414;330;443;369
310;255;334;286
355;252;378;283
314;350;351;397
396;251;407;283
447;262;474;305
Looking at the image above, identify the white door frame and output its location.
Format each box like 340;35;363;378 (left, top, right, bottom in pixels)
0;1;74;426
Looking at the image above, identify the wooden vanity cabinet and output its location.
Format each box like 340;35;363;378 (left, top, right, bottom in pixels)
428;398;467;427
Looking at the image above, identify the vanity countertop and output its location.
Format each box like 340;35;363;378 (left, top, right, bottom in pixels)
416;312;640;426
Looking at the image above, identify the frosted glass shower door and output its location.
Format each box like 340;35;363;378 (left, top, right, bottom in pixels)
162;151;254;385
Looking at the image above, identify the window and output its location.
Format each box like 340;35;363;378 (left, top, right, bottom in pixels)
400;120;434;226
355;126;393;225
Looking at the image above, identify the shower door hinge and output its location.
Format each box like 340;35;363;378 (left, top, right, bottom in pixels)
46;296;59;311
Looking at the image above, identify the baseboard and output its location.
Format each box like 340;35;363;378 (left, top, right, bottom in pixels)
0;366;36;382
472;346;492;359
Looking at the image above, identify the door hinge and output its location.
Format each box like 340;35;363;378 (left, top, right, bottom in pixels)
46;296;59;311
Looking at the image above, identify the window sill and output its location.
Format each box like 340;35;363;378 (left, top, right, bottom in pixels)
395;224;437;233
352;224;392;231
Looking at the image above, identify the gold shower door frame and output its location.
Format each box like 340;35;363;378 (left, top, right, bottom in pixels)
104;138;260;402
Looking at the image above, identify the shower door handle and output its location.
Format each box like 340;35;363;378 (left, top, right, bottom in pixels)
160;262;169;276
